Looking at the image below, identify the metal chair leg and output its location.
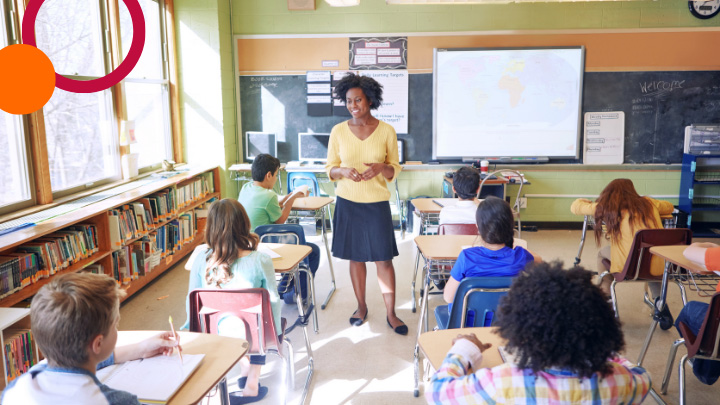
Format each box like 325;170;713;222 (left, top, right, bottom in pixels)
679;354;688;405
610;278;619;318
575;215;589;265
637;318;659;367
413;273;431;397
321;206;336;310
411;246;421;313
661;338;685;394
218;377;230;405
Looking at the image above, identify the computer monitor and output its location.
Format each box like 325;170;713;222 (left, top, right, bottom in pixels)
245;132;277;160
298;133;330;163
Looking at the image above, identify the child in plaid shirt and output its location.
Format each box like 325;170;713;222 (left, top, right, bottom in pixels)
426;262;650;405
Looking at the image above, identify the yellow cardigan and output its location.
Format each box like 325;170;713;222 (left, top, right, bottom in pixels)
325;120;401;203
570;197;674;276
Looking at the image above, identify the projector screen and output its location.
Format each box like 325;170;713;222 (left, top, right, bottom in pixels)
433;47;585;160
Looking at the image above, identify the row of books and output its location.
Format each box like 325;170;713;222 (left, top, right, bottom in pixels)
111;239;161;285
0;225;99;298
176;176;213;209
4;329;35;382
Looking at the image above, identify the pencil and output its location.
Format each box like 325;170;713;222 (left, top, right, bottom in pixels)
168;315;183;364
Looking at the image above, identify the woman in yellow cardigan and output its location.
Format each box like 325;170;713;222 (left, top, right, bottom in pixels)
326;74;407;335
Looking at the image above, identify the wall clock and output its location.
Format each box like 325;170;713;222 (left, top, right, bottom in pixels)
689;0;720;19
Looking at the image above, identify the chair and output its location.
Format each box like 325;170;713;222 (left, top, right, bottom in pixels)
478;169;524;238
188;288;298;403
254;224;318;333
434;276;514;329
438;223;478;236
601;228;692;327
287;172;320;197
661;292;720;405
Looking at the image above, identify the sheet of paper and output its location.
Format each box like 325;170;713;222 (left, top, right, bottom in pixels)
97;354;204;402
258;245;281;259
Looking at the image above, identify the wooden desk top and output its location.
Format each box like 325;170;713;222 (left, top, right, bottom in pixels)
414;235;478;260
291;196;334;210
419;327;506;371
649;245;714;275
411;198;482;213
261;243;312;272
116;331;247;405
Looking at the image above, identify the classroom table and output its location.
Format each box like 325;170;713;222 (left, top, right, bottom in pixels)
291;196;337;310
262;242;315;405
418;326;506;372
412;234;478;397
115;330;248;405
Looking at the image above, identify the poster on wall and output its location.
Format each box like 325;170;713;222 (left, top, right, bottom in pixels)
349;37;407;70
359;70;409;134
583;111;624;165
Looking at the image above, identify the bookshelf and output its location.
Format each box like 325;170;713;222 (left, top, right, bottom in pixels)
0;166;221;307
0;308;38;390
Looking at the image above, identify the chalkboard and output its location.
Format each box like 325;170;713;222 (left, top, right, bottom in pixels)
239;71;720;164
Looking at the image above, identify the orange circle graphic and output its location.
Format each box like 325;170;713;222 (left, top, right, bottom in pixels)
0;44;56;115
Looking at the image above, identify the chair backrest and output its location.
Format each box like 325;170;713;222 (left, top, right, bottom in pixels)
438;223;478;236
447;276;514;328
255;224;307;245
679;292;720;360
287;172;320;197
617;228;692;281
188;288;283;356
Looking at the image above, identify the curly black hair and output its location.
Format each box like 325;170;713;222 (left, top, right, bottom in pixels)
333;74;383;110
495;261;625;378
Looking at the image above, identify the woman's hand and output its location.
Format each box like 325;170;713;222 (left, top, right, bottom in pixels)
453;333;492;353
360;163;387;181
342;167;362;182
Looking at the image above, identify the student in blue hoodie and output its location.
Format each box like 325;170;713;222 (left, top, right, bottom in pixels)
443;196;542;312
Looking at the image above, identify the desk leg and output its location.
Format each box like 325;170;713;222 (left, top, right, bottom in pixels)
574;216;589;266
411;246;421;313
321;206;336;310
218;377;230;405
637;261;673;366
294;266;314;405
413;258;430;398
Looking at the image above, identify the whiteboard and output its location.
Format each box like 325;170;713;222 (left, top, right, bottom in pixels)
433;47;585;160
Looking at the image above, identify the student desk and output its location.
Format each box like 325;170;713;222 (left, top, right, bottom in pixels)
262;242;315;405
115;331;248;405
412;234;478;397
418;326;505;371
291;196;337;310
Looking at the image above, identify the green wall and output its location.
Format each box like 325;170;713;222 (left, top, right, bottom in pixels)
173;0;717;221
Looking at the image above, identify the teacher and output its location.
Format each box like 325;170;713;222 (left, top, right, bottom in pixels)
326;74;407;336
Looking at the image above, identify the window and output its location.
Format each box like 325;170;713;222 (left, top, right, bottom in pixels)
35;0;121;194
0;0;33;211
120;0;172;169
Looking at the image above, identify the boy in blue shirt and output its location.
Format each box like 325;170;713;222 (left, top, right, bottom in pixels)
1;273;178;405
238;153;320;304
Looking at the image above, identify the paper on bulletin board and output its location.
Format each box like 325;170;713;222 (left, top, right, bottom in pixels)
359;70;408;134
583;112;624;165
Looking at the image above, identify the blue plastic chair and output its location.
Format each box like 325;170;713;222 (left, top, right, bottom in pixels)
434;276;514;329
287;172;320;196
255;224;318;333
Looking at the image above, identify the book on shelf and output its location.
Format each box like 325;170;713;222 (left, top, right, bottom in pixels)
0;256;22;299
3;329;35;382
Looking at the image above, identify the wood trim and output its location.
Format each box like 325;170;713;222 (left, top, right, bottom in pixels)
26;111;52;205
165;0;183;164
108;0;127;155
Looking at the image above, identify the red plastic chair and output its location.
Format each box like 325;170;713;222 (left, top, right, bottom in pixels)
188;288;295;394
661;292;720;405
438;223;478;236
601;228;692;327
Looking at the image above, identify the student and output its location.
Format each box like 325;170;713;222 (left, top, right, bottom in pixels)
427;262;651;405
183;199;280;402
1;272;178;405
238;153;320;304
676;242;720;385
439;166;480;226
571;178;674;299
443;196;540;311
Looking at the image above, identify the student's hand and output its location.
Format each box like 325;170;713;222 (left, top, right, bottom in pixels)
453;333;492;353
691;242;719;248
342;167;362;182
138;331;180;358
360;163;387;180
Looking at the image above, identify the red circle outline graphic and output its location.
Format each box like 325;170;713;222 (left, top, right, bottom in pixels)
22;0;145;94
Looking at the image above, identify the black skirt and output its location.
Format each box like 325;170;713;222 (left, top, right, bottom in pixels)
332;196;399;262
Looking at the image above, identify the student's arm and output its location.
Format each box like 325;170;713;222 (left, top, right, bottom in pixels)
257;254;282;329
683;243;720;269
114;332;179;363
570;198;596;216
609;356;652;404
181;250;207;330
651;198;675;216
444;278;460;304
527;250;542;264
426;335;493;405
274;193;301;224
444;253;467;303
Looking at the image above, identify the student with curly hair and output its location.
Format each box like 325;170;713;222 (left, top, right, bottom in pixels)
327;73;406;335
571;178;673;298
427;262;651;404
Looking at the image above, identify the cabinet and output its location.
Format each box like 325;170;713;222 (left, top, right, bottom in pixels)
0;166;221;307
679;153;720;237
0;308;39;390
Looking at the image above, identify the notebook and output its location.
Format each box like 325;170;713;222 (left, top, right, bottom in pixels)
97;353;205;404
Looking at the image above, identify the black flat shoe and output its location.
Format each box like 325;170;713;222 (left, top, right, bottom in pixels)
349;309;368;326
387;317;408;336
